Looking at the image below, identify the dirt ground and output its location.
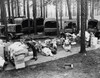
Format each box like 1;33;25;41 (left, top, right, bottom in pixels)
0;48;100;78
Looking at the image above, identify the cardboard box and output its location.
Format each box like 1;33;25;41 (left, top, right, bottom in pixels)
14;54;25;61
14;58;25;69
15;59;24;64
15;63;25;69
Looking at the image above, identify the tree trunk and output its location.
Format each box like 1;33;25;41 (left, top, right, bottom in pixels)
96;0;99;16
33;0;37;34
43;0;45;19
90;0;94;19
85;0;88;30
45;5;47;18
40;0;43;17
1;0;9;41
1;3;6;25
76;0;80;34
11;0;14;23
7;0;11;23
80;0;87;53
65;3;67;17
66;0;72;19
14;0;17;17
72;1;75;16
23;0;26;16
97;0;100;15
27;0;30;34
60;0;63;29
16;0;20;17
56;0;59;36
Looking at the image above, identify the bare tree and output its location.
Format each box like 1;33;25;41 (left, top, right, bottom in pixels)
40;0;43;17
43;0;45;19
27;0;31;34
80;0;87;53
45;4;48;18
23;0;26;16
66;0;72;19
0;0;9;41
59;0;63;29
33;0;37;34
11;0;14;23
16;0;20;17
90;0;94;19
56;0;59;36
7;0;11;22
76;0;80;34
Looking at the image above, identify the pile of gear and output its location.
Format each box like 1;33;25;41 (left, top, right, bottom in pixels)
1;31;100;70
77;30;100;48
59;32;77;52
4;40;38;69
0;32;77;70
0;38;58;69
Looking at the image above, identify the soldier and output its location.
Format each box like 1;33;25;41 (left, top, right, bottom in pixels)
25;41;38;61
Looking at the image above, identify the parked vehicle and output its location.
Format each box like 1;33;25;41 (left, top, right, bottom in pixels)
0;24;23;39
44;18;58;36
0;18;44;39
21;18;33;34
36;17;44;32
88;19;100;39
21;18;44;34
64;22;77;33
88;19;98;33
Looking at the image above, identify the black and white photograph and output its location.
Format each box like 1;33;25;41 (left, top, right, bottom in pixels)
0;0;100;78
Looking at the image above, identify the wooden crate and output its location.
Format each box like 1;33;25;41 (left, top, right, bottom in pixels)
14;54;26;69
14;58;25;69
15;62;25;69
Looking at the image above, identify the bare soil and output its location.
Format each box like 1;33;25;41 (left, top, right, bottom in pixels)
0;48;100;78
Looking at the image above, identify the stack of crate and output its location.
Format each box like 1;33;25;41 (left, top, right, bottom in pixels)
13;54;25;69
13;48;28;69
